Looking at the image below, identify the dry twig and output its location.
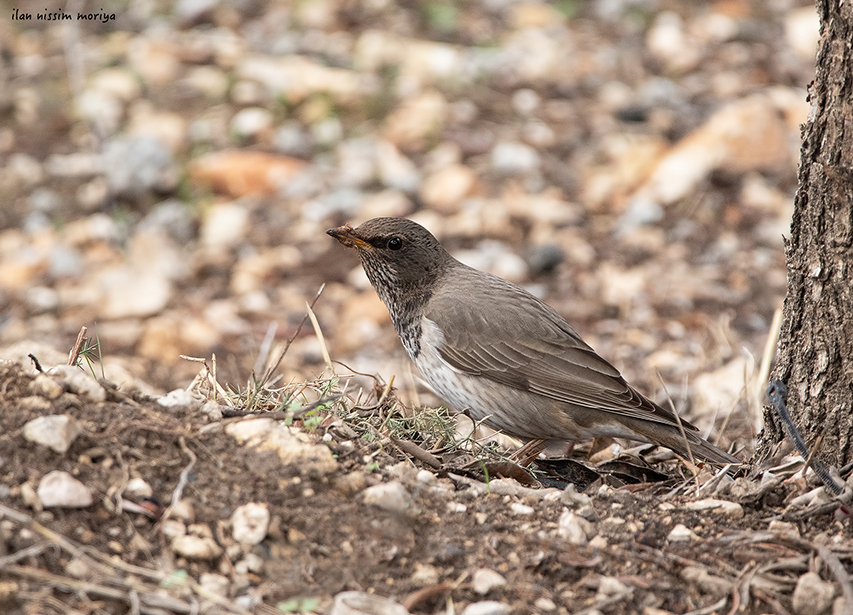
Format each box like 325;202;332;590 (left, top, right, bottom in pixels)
67;325;88;366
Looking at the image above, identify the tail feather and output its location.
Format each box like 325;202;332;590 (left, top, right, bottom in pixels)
657;428;740;466
621;414;740;466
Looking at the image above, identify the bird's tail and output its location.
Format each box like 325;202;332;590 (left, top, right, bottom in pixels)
654;426;740;466
622;414;740;466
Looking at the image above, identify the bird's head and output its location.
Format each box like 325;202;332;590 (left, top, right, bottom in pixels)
327;218;452;295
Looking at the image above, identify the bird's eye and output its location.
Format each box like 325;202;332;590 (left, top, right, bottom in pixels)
387;237;403;250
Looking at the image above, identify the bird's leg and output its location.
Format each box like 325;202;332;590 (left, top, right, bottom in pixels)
512;438;547;466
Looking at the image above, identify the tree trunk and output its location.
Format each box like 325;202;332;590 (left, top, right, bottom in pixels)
759;0;853;467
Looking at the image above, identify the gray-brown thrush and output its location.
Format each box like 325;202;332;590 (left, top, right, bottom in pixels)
328;217;738;465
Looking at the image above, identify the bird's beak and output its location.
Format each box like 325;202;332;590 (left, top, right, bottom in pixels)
327;225;373;250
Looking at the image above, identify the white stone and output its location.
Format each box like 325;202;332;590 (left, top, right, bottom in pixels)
382;89;447;150
126;477;153;499
231;80;268;106
557;509;595;545
330;591;409;615
335;138;377;188
20;483;39;509
184;66;229;99
411;563;440;587
170;499;195;522
792;572;835;615
231;107;273;139
376;141;420;193
199;573;230;598
453;242;529;283
100;267;174;320
768;520;799;538
201;202;249;248
90;67;141;102
597;576;630;599
126;106;188;155
472;568;507;595
161;519;186;539
361;482;411;513
63;213;120;244
512;88;540;114
47;365;106;402
312;117;344;146
7;153;44;185
171;534;223;560
684;498;744;518
77;90;124;136
225;418;337;476
157;389;199;410
26;286;60;312
65;557;93;578
23;415;82;453
104;136;178;195
359;189;414;219
28;375;64;400
667;524;697;542
561;484;592;507
231;503;270;545
416;470;436;484
588;535;608;549
692;356;755;429
45;152;102;177
460;601;511;615
510;502;534;516
235;553;264;574
419;164;476;214
200;400;224;422
37;471;93;508
491;141;540;173
785;6;820;62
237;55;366;104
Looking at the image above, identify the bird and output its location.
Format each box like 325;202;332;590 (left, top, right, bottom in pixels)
327;217;739;466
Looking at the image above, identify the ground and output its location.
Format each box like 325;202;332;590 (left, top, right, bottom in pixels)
0;360;849;615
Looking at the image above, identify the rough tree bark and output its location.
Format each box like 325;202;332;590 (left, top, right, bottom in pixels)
759;0;853;467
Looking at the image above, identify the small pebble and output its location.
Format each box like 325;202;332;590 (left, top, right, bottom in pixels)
510;502;534;516
330;591;409;615
171;534;223;560
361;482;411;513
25;364;63;393
125;477;153;499
231;502;270;545
23;415;82;454
37;471;93;508
792;571;835;615
461;601;511;615
491;141;540;173
557;509;595;545
667;524;697;542
472;569;507;595
231;107;273;139
47;365;106;402
684;498;744;518
198;573;230;598
157;389;199;410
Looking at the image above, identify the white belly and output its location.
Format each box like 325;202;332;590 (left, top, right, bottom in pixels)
413;318;585;441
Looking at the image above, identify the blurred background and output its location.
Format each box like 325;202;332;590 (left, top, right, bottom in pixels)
0;0;818;439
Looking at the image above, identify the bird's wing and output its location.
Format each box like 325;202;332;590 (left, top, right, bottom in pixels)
424;276;697;431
